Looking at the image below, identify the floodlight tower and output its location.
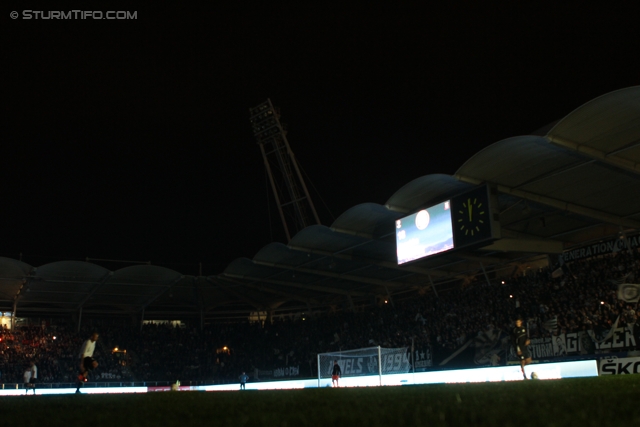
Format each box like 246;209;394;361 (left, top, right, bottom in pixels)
250;99;321;242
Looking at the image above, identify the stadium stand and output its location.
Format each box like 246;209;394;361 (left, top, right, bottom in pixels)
1;86;639;386
1;248;638;385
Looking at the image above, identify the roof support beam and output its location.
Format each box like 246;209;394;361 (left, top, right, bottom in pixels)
480;238;564;254
76;271;113;310
236;280;320;305
35;278;168;287
206;277;265;310
193;277;204;311
252;259;404;290
346;294;356;312
480;262;492;286
428;275;438;298
11;296;18;328
10;278;29;323
210;275;322;306
330;227;374;240
455;174;640;229
288;245;453;278
222;272;370;297
141;276;184;311
448;252;512;264
546;135;640;175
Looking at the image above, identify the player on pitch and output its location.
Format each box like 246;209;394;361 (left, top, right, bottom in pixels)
76;332;99;393
512;317;532;379
331;360;341;387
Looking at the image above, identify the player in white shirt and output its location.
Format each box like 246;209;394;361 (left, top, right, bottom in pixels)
76;332;99;394
29;361;37;394
23;366;32;394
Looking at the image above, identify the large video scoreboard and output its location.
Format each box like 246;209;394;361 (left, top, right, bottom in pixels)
396;185;498;265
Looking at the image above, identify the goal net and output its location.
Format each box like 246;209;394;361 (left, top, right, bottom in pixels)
317;346;410;385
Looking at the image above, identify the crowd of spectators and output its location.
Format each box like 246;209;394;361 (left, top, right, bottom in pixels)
0;322;132;384
1;248;638;385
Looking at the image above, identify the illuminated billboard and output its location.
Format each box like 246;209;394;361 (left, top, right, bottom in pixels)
395;200;454;265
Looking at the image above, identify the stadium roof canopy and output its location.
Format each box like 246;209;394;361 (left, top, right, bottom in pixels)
2;86;639;322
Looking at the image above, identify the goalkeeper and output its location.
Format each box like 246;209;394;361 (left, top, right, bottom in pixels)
331;360;341;387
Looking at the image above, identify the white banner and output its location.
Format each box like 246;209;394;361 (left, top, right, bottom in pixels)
618;283;640;303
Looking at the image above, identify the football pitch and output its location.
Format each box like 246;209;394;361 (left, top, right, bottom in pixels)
1;376;638;427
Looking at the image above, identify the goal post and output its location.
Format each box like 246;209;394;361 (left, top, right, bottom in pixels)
317;346;410;387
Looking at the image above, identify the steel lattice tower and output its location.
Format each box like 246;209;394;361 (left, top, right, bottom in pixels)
250;99;321;242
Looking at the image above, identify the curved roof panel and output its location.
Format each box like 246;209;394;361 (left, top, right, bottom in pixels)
289;225;371;253
35;260;110;282
253;242;314;267
224;257;273;278
331;203;402;239
455;135;586;188
110;265;183;285
455;90;640;233
27;261;111;310
0;257;33;300
289;225;395;263
331;203;401;238
0;257;33;277
386;174;472;213
548;86;640;166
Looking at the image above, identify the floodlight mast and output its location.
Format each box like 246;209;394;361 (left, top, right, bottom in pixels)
250;99;321;242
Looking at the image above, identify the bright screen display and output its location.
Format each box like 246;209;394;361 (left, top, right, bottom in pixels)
396;200;454;265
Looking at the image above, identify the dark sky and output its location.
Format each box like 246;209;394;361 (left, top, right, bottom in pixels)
4;4;639;274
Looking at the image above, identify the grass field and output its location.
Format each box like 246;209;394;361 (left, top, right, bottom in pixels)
1;376;638;427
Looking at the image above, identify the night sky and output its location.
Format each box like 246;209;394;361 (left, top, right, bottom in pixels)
4;4;639;275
